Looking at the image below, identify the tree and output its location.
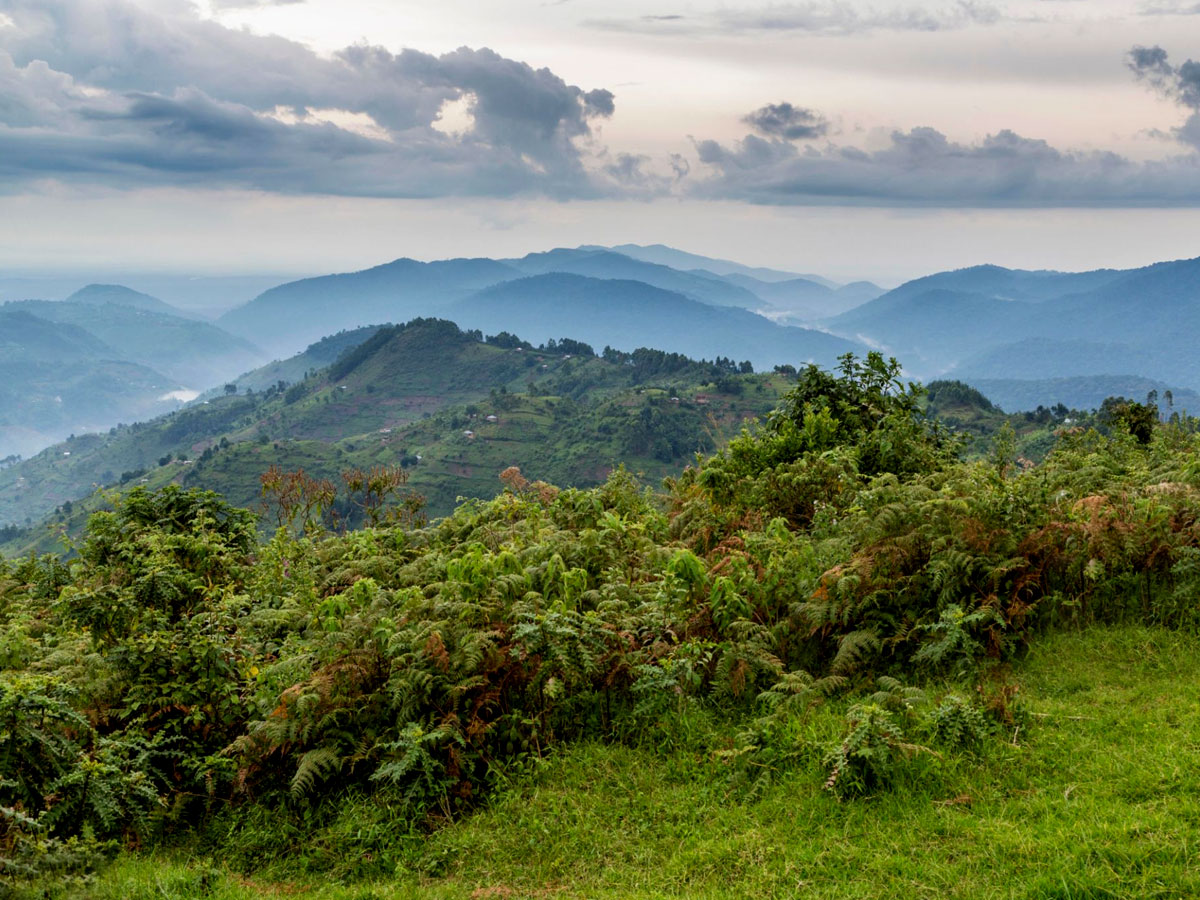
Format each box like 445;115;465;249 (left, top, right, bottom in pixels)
694;352;954;525
1099;396;1158;445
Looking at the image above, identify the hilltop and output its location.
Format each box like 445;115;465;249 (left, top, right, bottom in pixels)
0;318;785;543
826;256;1200;397
66;283;195;318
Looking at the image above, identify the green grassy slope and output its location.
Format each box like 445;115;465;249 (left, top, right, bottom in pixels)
38;625;1200;900
224;326;384;394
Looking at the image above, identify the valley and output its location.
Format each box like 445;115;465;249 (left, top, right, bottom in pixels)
6;243;1199;550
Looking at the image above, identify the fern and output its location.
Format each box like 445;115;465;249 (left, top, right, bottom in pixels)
829;629;881;676
757;669;846;718
290;746;344;797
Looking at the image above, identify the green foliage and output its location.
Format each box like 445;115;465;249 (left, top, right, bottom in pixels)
822;678;931;797
925;693;991;751
692;353;953;530
1098;396;1159;445
9;351;1200;891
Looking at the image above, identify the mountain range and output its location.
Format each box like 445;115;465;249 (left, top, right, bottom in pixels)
7;242;1200;471
824;255;1200;411
215;246;871;362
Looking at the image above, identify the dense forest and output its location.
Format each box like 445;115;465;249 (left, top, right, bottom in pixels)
3;353;1199;898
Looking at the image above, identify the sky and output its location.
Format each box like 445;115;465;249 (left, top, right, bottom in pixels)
2;0;1200;283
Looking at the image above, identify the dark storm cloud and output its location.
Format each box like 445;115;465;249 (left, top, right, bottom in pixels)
0;0;618;197
743;103;829;140
1128;45;1200;149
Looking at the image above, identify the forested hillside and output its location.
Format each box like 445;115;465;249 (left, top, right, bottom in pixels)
0;309;189;460
0;319;785;546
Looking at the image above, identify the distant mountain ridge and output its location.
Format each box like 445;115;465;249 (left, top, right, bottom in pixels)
449;273;864;370
217;246;868;367
504;248;762;309
66;284;194;318
7;300;264;388
825;255;1200;397
0;291;267;459
0;309;115;362
218;257;521;355
594;243;839;287
965;376;1200;417
0;306;187;458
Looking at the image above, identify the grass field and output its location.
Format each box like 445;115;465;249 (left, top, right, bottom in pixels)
37;625;1200;900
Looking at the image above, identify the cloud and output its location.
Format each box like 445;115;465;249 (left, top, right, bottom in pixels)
208;0;304;8
1140;1;1200;14
690;102;1200;208
683;46;1200;208
0;0;619;198
717;0;1002;33
5;7;1200;212
1128;45;1200;148
591;1;1004;36
743;102;829;140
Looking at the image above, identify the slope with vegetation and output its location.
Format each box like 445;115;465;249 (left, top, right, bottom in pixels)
450;273;863;371
64;284;198;319
0;308;189;460
3;352;1200;897
0;319;783;543
0;290;269;459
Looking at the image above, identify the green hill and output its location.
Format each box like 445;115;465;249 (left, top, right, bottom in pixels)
0;309;187;459
0;319;783;543
8;350;1200;900
0;308;115;361
222;326;384;394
